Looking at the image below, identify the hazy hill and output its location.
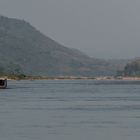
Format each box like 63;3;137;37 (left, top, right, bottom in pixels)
117;58;140;76
0;16;128;76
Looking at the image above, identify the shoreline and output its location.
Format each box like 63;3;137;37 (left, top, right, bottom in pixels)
1;76;140;81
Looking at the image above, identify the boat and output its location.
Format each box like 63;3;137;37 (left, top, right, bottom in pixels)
0;79;7;89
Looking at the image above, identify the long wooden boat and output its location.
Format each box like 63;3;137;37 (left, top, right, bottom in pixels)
0;79;7;89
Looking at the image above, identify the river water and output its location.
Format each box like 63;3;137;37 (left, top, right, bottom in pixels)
0;80;140;140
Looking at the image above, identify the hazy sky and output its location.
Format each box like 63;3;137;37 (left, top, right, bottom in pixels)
0;0;140;59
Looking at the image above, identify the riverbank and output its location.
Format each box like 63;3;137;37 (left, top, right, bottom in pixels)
1;75;140;81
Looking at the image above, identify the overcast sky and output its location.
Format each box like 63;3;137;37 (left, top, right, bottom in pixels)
0;0;140;59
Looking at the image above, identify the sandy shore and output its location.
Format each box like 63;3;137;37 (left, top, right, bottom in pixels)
95;76;140;81
1;76;140;81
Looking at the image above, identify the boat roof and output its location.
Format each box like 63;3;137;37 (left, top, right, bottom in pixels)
0;78;7;80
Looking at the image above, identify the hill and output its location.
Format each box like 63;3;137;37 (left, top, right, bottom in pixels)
117;58;140;76
0;16;128;77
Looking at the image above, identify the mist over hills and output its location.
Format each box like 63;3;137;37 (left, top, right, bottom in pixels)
0;16;128;77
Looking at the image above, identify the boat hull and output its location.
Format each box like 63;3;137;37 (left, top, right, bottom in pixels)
0;79;7;89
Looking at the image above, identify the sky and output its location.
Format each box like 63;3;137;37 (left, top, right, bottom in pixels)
0;0;140;59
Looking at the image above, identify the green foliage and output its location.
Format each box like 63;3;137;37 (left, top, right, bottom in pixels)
0;66;5;76
0;62;26;78
118;60;140;76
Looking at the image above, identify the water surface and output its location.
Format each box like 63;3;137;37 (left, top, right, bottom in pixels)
0;80;140;140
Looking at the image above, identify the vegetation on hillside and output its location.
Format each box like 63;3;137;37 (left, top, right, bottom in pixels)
117;59;140;77
0;15;129;77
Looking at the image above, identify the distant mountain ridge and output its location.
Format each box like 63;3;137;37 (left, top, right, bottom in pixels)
0;16;128;76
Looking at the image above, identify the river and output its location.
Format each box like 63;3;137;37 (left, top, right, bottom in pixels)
0;80;140;140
